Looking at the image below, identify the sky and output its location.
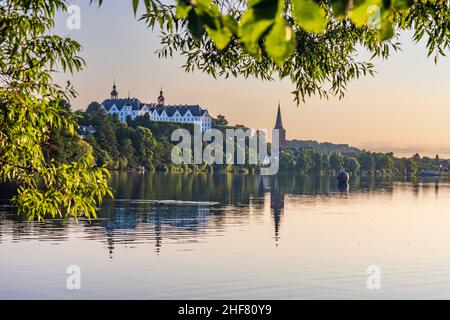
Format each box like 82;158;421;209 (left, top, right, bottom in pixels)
54;0;450;158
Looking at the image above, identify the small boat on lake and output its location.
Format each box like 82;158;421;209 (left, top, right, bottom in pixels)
337;170;350;183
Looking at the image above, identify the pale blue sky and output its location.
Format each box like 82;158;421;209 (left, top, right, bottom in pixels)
55;0;450;157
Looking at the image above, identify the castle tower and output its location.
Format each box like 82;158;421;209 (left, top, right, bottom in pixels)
274;103;286;148
157;87;165;106
111;82;119;99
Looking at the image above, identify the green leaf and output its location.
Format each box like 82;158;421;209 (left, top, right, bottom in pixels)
187;10;205;39
264;19;296;66
193;0;219;15
223;15;238;35
206;26;232;50
292;0;328;34
378;20;394;40
243;41;263;61
391;0;414;10
239;10;276;44
330;0;348;19
132;0;139;16
175;3;192;19
348;0;383;27
238;11;273;58
238;0;282;58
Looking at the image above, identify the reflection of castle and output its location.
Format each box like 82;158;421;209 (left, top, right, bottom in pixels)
99;203;212;257
104;207;137;258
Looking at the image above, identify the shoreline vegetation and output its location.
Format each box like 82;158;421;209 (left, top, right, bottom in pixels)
50;102;450;179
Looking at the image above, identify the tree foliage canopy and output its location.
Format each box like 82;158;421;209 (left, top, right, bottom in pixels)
0;0;112;221
95;0;448;103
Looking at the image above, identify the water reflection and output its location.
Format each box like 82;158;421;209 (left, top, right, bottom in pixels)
268;176;284;244
3;174;450;299
337;182;350;193
1;173;449;254
96;203;213;256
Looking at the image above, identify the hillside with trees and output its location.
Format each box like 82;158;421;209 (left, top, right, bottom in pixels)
73;103;256;174
67;103;450;178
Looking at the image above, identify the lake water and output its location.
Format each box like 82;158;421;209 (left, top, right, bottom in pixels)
1;173;450;299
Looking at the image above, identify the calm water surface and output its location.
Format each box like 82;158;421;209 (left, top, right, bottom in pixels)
1;173;450;299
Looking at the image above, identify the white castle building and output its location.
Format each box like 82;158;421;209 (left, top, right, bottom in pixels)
100;83;213;131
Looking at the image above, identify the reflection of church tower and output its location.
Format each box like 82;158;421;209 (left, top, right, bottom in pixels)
270;176;285;245
111;82;119;99
157;88;165;106
274;103;286;149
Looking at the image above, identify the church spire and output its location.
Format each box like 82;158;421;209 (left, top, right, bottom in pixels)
273;102;286;148
157;86;165;106
274;102;284;129
111;81;119;99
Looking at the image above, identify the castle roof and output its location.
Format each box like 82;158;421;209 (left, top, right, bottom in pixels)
150;104;207;117
101;98;142;111
101;99;209;117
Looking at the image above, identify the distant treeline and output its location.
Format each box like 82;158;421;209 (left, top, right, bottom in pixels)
46;102;449;177
285;140;361;155
279;148;448;176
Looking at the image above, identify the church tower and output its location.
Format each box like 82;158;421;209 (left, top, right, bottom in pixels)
274;103;286;148
157;88;165;106
111;82;119;99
